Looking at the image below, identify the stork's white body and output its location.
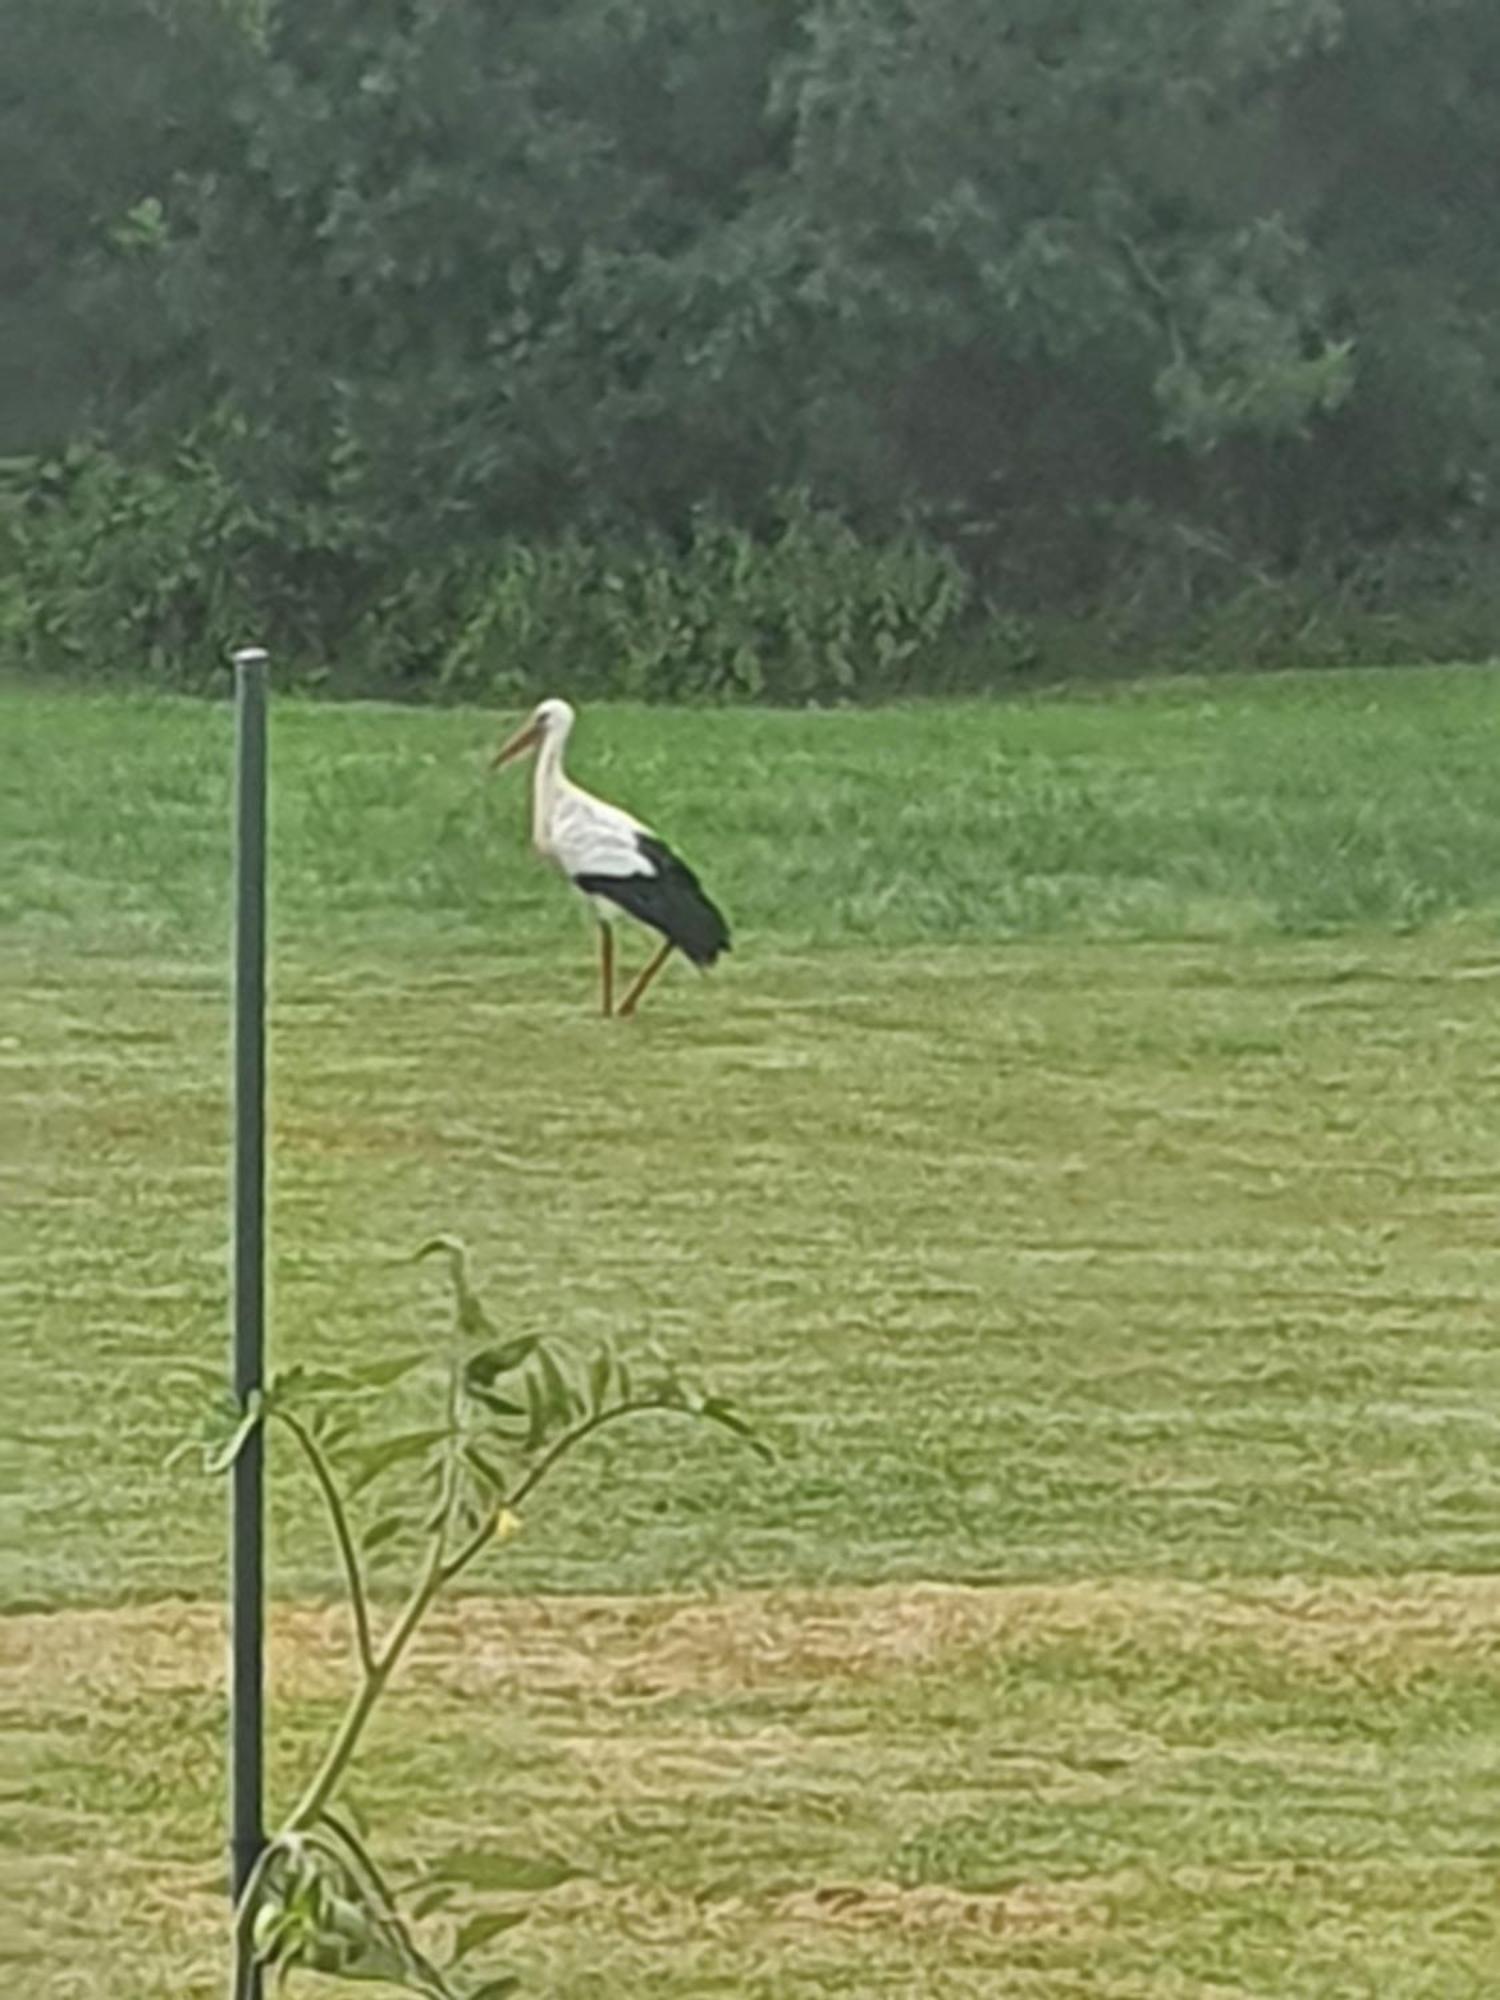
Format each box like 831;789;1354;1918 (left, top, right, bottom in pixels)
491;697;731;1017
528;719;654;895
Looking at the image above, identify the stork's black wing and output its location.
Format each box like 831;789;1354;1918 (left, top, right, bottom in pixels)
574;834;731;967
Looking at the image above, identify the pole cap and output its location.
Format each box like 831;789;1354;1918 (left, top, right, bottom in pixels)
231;646;270;666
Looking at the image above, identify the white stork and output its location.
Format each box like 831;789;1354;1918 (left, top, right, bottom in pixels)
490;697;731;1018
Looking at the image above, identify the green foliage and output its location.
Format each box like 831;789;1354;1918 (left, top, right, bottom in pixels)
181;1235;763;1996
4;0;1498;686
0;441;260;681
439;496;970;704
1151;224;1357;452
1;453;967;699
0;429;387;685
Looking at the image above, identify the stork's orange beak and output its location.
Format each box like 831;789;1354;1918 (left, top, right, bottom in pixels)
490;716;543;770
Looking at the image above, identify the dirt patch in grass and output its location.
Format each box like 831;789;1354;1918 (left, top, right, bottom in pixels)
9;1575;1500;1707
11;1578;1500;1998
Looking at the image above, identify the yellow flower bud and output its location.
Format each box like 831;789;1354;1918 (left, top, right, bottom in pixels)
493;1508;521;1543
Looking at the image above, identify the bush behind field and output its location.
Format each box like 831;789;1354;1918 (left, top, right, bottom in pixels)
6;445;1500;703
1;455;972;703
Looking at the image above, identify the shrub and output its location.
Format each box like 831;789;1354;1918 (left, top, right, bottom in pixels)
7;438;1490;700
0;428;392;689
3;459;971;700
438;493;972;704
1;440;263;683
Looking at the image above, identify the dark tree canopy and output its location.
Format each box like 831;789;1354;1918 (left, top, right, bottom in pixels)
4;0;1497;690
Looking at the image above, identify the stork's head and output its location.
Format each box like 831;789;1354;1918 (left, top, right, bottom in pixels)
490;696;575;770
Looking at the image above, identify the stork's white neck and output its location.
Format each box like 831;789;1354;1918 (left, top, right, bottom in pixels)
532;717;571;850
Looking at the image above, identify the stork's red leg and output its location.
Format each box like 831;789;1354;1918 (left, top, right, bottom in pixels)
599;924;615;1018
618;939;674;1018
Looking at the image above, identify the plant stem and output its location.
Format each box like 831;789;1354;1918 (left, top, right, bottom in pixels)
438;1354;463;1565
228;1830;289;1998
286;1538;444;1834
281;1367;474;1837
274;1408;375;1677
274;1402;714;1887
320;1808;403;1918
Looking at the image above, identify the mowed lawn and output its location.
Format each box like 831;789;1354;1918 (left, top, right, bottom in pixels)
4;665;1500;1996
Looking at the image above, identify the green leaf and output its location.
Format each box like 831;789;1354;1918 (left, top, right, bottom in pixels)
701;1395;774;1462
164;1359;223;1394
457;1290;493;1341
275;1368;359;1400
251;1900;292;1958
469;1386;525;1419
313;1413;357;1456
535;1346;578;1427
287;1353;430;1398
587;1348;613;1414
413;1235;466;1266
462;1444;510;1497
468;1980;521;2000
206;1390;264;1474
360;1512;408;1553
345;1428;449;1497
348;1351;431;1391
407;1882;458;1920
427;1850;579;1894
466;1339;537;1387
522;1369;548;1452
450;1909;527;1963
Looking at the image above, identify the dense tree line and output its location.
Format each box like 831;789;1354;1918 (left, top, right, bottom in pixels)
4;0;1498;694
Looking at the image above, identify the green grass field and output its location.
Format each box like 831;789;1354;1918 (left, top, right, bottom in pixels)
5;665;1500;1995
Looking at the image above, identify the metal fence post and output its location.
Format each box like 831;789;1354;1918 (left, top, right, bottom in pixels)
230;646;268;2000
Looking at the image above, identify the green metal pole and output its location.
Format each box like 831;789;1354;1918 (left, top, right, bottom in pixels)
230;647;268;2000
